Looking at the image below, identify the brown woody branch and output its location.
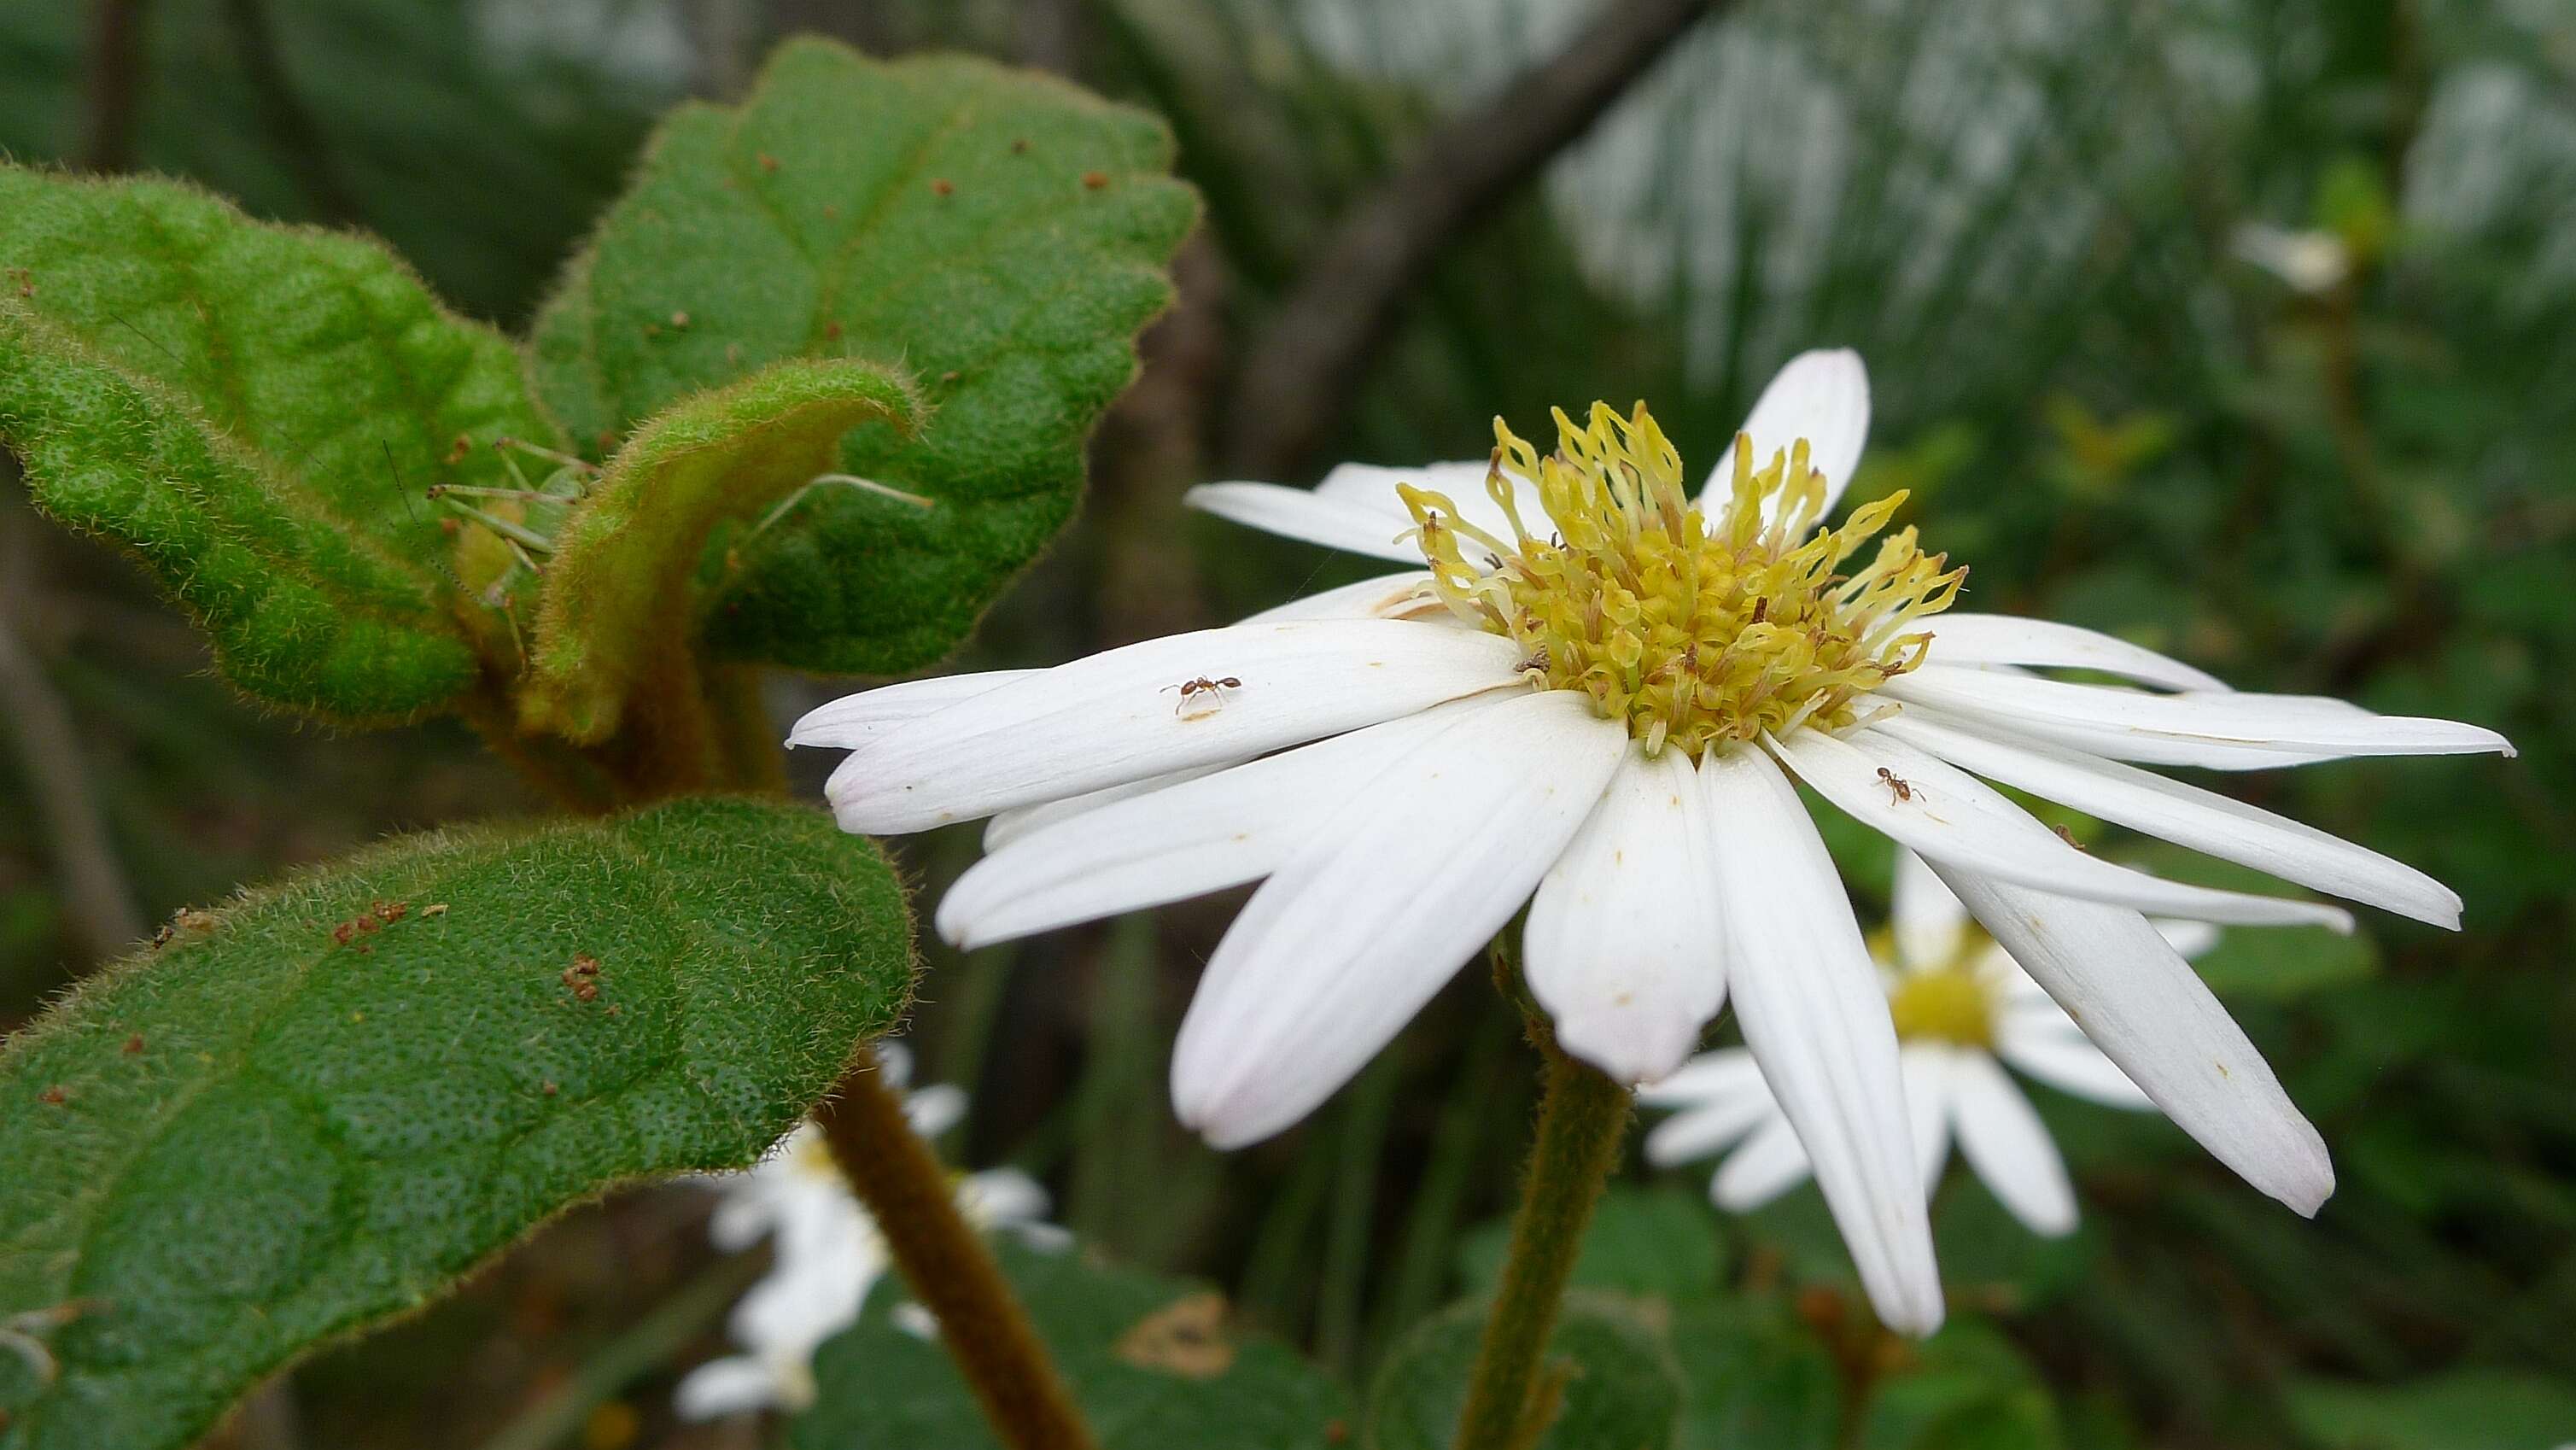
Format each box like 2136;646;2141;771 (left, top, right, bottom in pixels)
1224;0;1726;476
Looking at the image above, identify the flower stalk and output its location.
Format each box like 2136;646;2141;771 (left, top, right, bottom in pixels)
1452;1009;1633;1449
812;1043;1097;1450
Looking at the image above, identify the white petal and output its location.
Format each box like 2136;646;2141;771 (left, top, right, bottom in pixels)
1946;1050;2078;1237
1316;459;1547;545
1931;865;2334;1214
1924;615;2230;693
1878;710;2462;929
674;1356;786;1419
873;1044;914;1090
957;1167;1052;1228
1644;1087;1782;1166
982;763;1235;852
1770;727;2353;930
1183;482;1425;562
1635;1047;1767;1106
1523;745;1726;1084
903;1084;967;1139
938;699;1504;950
1900;1042;1955;1190
1171;691;1627;1149
829;620;1527;833
2154;918;2224;959
1699;744;1944;1336
1995;1018;2154;1109
1713;1114;1817;1209
1699;349;1872;523
789;670;1043;748
1883;666;2515;769
1890;848;1971;972
1234;570;1443;626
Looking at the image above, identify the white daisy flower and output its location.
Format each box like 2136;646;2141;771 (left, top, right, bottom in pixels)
2232;221;2355;295
797;348;2510;1336
1644;850;2212;1240
675;1044;1059;1419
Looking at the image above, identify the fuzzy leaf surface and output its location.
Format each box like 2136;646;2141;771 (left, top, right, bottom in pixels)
0;167;558;718
0;798;913;1450
521;357;921;743
1364;1296;1684;1450
786;1239;1351;1448
530;38;1197;674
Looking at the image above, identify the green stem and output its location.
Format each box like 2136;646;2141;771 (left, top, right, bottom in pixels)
813;1044;1098;1450
1452;1018;1631;1450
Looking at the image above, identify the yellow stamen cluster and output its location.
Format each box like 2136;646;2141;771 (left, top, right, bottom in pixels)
1398;401;1965;757
1885;962;1998;1049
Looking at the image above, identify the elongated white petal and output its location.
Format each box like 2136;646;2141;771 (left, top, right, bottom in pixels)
675;1356;786;1419
938;700;1500;949
1183;482;1426;562
957;1167;1052;1228
1946;1051;2078;1236
903;1085;967;1138
1770;727;2353;930
2156;919;2224;958
1171;691;1627;1148
830;620;1527;833
1316;459;1547;545
790;670;1043;748
1878;711;2462;929
1635;1047;1767;1106
1644;1087;1782;1166
981;763;1235;852
1931;865;2334;1214
1700;745;1943;1336
1524;745;1726;1084
1235;570;1442;626
1995;1018;2153;1109
1924;615;2230;693
1714;1114;1818;1209
1899;1042;1956;1190
1883;666;2515;769
1890;849;1971;972
1700;349;1872;523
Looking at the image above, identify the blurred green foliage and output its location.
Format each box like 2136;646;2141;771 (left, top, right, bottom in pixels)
0;0;2570;1447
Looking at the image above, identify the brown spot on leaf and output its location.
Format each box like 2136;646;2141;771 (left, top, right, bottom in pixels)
1113;1293;1234;1378
1081;170;1109;190
122;1034;144;1055
38;1086;67;1106
932;177;954;196
757;151;779;172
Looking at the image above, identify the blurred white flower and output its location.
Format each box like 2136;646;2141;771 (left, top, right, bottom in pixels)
1644;850;2209;1239
798;348;2509;1336
674;1044;1060;1419
2232;222;2353;295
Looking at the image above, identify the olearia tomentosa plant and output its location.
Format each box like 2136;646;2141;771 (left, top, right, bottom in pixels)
0;31;2521;1450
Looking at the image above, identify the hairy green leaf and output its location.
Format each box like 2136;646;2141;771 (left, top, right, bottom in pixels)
1670;1298;1842;1450
0;303;476;719
1456;1186;1729;1303
530;38;1198;675
521;357;923;744
1364;1295;1683;1450
0;165;561;719
0;798;912;1450
786;1239;1351;1448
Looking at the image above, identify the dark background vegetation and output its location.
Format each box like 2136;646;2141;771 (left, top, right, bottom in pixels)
1;1;2569;1447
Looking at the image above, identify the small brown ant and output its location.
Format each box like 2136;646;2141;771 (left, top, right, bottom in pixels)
1164;675;1242;715
1875;767;1921;805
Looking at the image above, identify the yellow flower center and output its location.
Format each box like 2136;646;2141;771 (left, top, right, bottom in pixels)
1397;402;1965;757
1884;962;1998;1049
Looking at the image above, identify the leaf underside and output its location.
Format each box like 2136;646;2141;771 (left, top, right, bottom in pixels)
0;798;914;1450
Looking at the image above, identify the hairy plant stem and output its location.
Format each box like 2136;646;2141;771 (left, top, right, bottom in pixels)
1452;1014;1632;1450
813;1043;1098;1450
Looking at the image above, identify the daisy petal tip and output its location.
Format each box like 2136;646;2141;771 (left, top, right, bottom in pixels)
1553;1013;1701;1090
